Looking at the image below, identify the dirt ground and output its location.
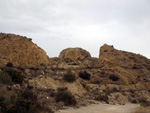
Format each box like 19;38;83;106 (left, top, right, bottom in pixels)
56;103;139;113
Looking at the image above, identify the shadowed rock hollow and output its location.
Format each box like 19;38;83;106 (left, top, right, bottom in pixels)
0;33;49;67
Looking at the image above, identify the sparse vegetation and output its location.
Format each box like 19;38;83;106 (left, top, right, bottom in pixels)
1;33;150;112
0;88;54;113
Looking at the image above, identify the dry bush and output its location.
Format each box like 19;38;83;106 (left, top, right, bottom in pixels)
79;71;91;80
3;67;25;84
0;72;12;85
21;89;37;101
63;70;76;82
139;99;150;107
94;94;108;103
0;87;54;113
109;74;119;81
14;98;53;113
55;90;77;106
6;62;13;67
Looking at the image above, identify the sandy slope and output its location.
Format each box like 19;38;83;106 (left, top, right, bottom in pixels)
56;103;139;113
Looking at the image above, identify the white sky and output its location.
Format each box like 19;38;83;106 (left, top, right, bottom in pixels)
0;0;150;58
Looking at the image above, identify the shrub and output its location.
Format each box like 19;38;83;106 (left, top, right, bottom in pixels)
0;72;12;85
109;75;119;81
139;98;150;107
3;67;25;84
9;89;53;113
0;96;8;113
21;89;37;101
0;96;5;106
14;99;54;113
64;70;76;82
95;94;108;103
79;71;90;80
6;62;13;67
0;87;53;113
14;98;34;113
55;90;77;106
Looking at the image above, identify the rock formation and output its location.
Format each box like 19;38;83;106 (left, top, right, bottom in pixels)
59;48;91;61
0;33;49;67
99;44;150;68
1;32;150;111
99;44;150;84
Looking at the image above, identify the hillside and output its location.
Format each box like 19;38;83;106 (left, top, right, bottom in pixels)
0;33;150;113
0;33;49;67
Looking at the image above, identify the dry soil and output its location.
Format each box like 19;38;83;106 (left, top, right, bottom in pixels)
56;103;139;113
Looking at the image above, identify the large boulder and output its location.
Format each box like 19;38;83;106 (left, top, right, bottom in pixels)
59;48;91;60
0;33;49;67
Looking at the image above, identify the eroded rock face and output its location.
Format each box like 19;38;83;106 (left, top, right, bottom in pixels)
99;44;150;67
59;48;91;60
0;33;49;67
99;44;150;84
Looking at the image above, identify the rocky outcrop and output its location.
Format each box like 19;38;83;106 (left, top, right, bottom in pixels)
59;48;91;61
99;44;150;68
49;48;98;70
98;44;150;84
0;33;49;67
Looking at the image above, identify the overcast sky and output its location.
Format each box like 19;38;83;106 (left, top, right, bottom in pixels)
0;0;150;58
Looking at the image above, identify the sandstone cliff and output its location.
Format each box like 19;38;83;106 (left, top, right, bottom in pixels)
98;44;150;84
0;33;49;67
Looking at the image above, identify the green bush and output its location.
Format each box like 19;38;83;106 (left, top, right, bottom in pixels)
64;70;76;82
55;90;77;106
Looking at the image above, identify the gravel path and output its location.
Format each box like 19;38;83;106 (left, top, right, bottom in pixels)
56;103;139;113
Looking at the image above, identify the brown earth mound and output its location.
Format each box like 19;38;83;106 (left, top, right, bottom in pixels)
0;33;49;67
59;48;91;61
